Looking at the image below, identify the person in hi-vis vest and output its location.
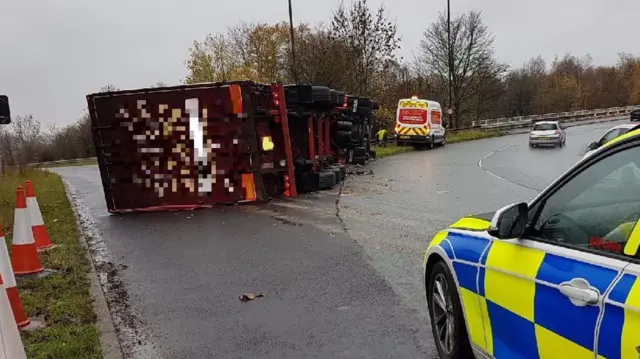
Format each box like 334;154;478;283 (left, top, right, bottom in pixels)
376;129;388;147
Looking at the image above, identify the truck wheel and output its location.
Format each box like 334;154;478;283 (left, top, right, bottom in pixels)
329;89;339;105
318;171;337;190
296;172;319;193
335;130;351;140
335;121;353;131
353;156;366;166
311;86;332;105
328;166;343;182
353;146;367;158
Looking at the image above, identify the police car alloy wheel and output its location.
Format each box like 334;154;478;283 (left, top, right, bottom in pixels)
427;261;473;359
432;272;455;354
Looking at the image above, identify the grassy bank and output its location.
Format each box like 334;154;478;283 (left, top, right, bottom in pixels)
40;158;98;168
446;129;504;143
372;129;503;158
373;144;415;158
0;169;101;358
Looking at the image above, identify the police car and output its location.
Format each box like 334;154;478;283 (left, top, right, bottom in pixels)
583;123;640;160
423;128;640;359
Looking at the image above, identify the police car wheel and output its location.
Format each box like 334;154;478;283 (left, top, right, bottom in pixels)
427;260;473;359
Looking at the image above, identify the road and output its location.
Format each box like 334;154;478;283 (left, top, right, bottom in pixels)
54;118;628;358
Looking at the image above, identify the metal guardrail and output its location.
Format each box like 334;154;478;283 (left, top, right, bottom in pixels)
475;105;640;130
28;157;97;167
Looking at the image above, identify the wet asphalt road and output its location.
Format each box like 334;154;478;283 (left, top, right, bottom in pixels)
56;166;434;359
54;118;630;359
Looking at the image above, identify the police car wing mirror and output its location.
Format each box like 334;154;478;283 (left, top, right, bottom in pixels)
587;141;598;150
0;95;10;125
488;202;528;239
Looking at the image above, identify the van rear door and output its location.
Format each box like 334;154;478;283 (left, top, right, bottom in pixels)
396;99;429;138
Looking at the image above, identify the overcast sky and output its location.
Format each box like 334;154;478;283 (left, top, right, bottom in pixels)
2;0;639;126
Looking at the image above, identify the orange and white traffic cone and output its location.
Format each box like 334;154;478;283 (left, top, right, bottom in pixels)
0;272;27;359
0;226;30;328
10;186;44;276
25;181;54;250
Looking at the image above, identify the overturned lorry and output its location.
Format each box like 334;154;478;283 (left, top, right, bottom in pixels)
87;81;378;213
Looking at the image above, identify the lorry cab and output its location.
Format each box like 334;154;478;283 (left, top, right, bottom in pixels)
395;96;445;149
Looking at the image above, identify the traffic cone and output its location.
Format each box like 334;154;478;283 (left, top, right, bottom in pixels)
0;226;30;328
10;186;44;276
25;181;53;250
0;272;27;359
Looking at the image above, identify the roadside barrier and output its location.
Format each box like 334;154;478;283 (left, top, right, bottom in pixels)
25;181;54;250
10;187;44;276
0;272;27;359
0;226;30;328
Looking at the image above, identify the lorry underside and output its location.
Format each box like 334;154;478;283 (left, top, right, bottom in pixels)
87;81;378;212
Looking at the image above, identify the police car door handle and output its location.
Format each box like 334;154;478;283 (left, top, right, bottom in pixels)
559;279;600;307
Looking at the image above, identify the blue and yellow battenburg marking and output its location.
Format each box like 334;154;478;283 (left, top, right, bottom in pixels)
425;215;639;359
598;272;640;359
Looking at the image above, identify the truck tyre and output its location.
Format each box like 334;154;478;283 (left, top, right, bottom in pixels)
353;156;366;165
328;166;343;182
335;130;352;140
329;89;339;105
335;121;353;131
338;165;346;180
357;97;373;109
296;172;319;193
353;146;367;159
312;86;332;105
318;171;337;190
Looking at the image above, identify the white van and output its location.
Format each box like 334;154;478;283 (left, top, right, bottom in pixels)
395;96;445;149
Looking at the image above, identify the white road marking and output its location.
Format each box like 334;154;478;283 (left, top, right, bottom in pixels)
477;144;516;183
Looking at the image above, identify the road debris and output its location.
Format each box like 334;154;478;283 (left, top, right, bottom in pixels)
239;292;264;302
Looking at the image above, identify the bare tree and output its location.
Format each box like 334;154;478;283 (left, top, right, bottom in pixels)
329;0;401;96
9;115;42;168
417;10;507;127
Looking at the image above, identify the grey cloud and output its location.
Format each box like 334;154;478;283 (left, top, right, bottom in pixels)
1;0;638;125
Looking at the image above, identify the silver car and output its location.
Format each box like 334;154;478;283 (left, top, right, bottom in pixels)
529;121;566;147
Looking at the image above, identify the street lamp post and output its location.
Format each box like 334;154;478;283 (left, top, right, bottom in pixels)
288;0;299;84
447;0;453;128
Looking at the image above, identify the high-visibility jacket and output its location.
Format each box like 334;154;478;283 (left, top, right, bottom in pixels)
376;129;387;141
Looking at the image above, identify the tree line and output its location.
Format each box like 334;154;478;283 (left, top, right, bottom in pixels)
2;0;640;167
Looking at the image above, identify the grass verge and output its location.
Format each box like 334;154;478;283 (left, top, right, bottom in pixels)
0;169;102;359
41;158;98;168
372;144;415;158
372;130;504;158
446;129;504;144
